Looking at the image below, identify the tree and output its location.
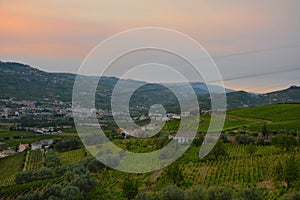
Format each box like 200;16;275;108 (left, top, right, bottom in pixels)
165;163;184;186
61;185;82;200
273;153;300;190
41;184;63;200
122;176;139;200
81;157;105;173
134;192;154;200
17;192;40;200
281;192;300;200
235;188;262;200
235;134;254;145
45;149;61;168
70;173;97;196
161;185;184;200
55;139;81;152
247;144;257;156
262;124;268;139
207;188;233;200
192;135;204;146
271;134;298;152
210;141;226;160
15;171;32;184
185;188;206;200
64;164;97;196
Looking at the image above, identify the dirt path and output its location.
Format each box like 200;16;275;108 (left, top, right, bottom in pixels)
227;114;272;124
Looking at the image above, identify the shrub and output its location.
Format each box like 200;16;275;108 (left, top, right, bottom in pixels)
135;192;154;200
235;188;263;200
207;188;233;200
185;188;206;200
271;134;298;151
161;185;184;200
54;139;81;152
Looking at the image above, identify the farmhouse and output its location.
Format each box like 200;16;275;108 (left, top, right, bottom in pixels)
169;132;198;144
31;139;54;150
18;143;29;152
31;142;42;150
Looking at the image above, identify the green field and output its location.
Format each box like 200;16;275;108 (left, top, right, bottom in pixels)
57;148;86;165
0;152;26;186
162;104;300;134
227;104;300;132
228;104;300;122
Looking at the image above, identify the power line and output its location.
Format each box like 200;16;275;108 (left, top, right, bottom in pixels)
93;42;300;96
212;42;300;60
97;64;300;97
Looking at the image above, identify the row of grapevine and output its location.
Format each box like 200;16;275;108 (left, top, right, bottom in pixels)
182;145;282;190
0;176;64;200
25;150;43;171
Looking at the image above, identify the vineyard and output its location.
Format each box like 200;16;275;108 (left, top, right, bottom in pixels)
25;150;44;171
57;148;86;165
85;144;295;199
0;143;296;199
0;152;26;186
180;145;284;199
0;176;64;200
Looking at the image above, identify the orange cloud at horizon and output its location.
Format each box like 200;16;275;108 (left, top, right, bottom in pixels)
0;1;273;58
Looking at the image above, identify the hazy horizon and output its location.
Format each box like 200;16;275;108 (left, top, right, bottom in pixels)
1;1;300;93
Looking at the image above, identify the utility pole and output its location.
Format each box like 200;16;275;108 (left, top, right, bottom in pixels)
297;129;299;152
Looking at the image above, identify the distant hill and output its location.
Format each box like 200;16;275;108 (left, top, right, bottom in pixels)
0;61;230;110
198;86;300;109
225;86;300;109
0;61;299;109
267;86;300;104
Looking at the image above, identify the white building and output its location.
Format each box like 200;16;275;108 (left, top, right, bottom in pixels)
169;132;198;144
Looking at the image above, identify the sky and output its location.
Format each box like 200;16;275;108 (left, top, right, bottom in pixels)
1;0;300;93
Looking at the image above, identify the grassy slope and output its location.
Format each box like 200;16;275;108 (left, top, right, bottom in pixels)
228;104;300;122
227;104;300;132
57;148;86;165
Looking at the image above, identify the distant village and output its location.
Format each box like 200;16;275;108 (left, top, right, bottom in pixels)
0;97;212;158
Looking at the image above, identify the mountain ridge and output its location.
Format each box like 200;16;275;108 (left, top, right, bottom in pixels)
0;61;299;109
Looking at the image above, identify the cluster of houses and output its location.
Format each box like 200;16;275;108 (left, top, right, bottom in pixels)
13;126;65;134
148;112;191;121
0;98;72;121
0;139;54;158
117;127;200;145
